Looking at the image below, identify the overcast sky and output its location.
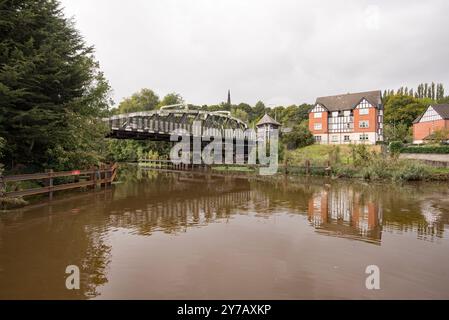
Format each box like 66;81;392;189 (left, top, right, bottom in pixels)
60;0;449;107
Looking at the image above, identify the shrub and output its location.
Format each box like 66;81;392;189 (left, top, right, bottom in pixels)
389;141;404;155
401;146;449;154
351;144;372;166
333;165;357;178
392;161;430;181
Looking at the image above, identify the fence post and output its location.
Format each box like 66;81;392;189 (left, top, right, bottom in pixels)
93;166;98;189
0;173;4;198
105;165;111;187
305;160;310;175
46;169;54;201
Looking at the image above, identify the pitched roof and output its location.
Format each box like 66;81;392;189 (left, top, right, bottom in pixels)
315;90;382;112
256;114;281;127
413;104;449;124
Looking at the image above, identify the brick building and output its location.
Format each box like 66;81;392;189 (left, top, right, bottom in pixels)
309;90;384;144
412;104;449;144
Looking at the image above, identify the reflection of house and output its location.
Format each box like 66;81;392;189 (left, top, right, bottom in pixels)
412;104;449;144
256;114;281;143
307;188;383;243
309;90;384;145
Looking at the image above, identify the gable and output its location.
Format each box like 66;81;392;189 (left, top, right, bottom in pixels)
419;106;443;123
355;99;373;109
310;104;327;113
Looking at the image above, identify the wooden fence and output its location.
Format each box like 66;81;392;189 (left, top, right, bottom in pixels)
0;163;118;200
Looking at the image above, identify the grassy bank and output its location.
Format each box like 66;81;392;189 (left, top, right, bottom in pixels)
286;144;449;182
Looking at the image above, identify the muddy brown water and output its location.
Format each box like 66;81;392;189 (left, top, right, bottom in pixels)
1;166;449;299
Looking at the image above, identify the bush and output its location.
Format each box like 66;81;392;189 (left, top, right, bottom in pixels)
351;144;373;166
333;165;357;178
401;146;449;154
389;141;404;155
392;161;430;181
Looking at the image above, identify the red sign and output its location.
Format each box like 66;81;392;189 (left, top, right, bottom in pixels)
71;170;81;175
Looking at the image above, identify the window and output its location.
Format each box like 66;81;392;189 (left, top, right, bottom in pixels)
315;136;322;142
359;108;369;115
314;123;322;130
344;110;351;117
359;120;369;128
332;135;338;142
314;112;322;118
344;135;350;142
332;111;339;117
360;134;369;141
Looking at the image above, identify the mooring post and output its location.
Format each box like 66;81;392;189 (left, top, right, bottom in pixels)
305;160;310;175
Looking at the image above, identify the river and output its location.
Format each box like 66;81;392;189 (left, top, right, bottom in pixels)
1;166;449;299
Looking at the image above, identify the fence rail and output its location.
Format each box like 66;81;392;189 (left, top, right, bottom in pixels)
1;163;119;199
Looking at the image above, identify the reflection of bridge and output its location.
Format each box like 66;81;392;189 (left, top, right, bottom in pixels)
103;104;252;142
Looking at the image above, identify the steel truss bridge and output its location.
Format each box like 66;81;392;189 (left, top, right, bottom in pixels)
103;104;260;163
103;104;255;142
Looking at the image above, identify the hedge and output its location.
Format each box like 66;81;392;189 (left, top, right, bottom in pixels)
401;146;449;154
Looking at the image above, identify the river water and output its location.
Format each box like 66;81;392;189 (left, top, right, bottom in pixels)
1;166;449;299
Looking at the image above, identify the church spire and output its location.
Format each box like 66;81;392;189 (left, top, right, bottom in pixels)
227;90;231;106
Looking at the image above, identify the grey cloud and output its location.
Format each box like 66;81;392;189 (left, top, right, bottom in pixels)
60;0;449;106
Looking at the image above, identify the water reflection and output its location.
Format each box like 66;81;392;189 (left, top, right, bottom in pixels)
307;187;382;244
1;166;449;299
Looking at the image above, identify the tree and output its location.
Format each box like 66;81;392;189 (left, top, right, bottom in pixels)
281;122;314;150
384;95;429;127
431;82;436;100
384;123;412;143
159;92;184;108
437;84;445;101
114;88;159;114
231;108;249;122
0;0;111;171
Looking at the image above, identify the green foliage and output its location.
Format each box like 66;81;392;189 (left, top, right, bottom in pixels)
328;146;341;164
106;140;171;162
159;92;184;108
401;146;449;154
333;155;432;182
0;136;5;159
281;122;314;150
391;161;430;181
351;144;373;167
389;141;404;155
0;0;111;171
333;165;357;178
384;123;412;143
384;95;429;127
231;108;249;122
114;88;160;114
